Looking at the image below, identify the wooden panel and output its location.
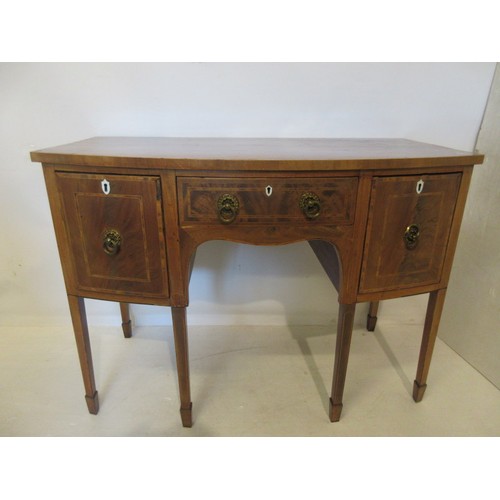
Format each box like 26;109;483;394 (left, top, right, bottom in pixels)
308;240;341;292
359;173;461;293
30;137;484;171
55;172;169;298
178;176;358;226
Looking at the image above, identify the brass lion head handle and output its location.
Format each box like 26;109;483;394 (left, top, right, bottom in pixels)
102;229;122;255
299;192;321;220
404;224;420;250
217;194;240;224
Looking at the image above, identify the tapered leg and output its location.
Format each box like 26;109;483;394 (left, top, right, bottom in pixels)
413;289;447;402
67;295;99;414
171;306;193;427
329;303;356;422
119;302;132;338
366;301;379;331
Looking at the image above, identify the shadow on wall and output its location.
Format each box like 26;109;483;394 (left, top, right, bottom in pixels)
187;240;376;328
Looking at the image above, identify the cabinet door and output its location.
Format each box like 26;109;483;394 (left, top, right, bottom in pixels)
359;173;461;293
55;172;169;299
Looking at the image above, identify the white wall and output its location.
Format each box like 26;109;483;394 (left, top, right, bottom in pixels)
0;62;495;329
439;64;500;388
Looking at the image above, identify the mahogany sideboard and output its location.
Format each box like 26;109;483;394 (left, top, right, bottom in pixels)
31;137;484;427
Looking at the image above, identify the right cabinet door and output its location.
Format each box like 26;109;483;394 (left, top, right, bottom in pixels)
359;173;461;293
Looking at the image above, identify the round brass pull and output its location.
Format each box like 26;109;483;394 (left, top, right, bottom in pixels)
217;194;239;224
102;229;122;255
300;192;321;219
404;224;420;250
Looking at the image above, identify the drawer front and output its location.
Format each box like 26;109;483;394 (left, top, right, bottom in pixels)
359;173;461;293
178;177;358;226
55;172;169;298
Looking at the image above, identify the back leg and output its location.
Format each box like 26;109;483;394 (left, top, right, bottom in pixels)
366;301;379;331
120;302;133;338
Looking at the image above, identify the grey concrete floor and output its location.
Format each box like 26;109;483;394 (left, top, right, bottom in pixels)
1;318;499;437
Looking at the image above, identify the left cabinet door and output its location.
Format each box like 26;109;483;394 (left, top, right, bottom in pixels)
55;172;169;300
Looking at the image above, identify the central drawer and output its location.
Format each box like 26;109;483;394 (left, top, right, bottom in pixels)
177;176;358;226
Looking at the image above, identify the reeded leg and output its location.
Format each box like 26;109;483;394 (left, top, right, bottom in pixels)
413;289;447;402
119;302;132;338
171;307;193;427
67;295;99;414
366;301;379;331
329;303;356;422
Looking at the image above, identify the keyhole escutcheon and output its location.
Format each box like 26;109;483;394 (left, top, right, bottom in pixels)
101;179;111;195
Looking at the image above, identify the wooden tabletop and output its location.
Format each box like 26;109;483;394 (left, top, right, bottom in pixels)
30;137;484;171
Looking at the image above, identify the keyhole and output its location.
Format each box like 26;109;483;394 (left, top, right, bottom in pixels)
416;179;424;194
265;185;273;197
101;179;111;195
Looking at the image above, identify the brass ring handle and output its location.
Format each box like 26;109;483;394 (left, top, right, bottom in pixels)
299;192;321;219
102;229;122;255
404;224;420;250
217;194;239;224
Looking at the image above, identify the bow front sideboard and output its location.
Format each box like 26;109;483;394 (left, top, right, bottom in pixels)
30;137;484;427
